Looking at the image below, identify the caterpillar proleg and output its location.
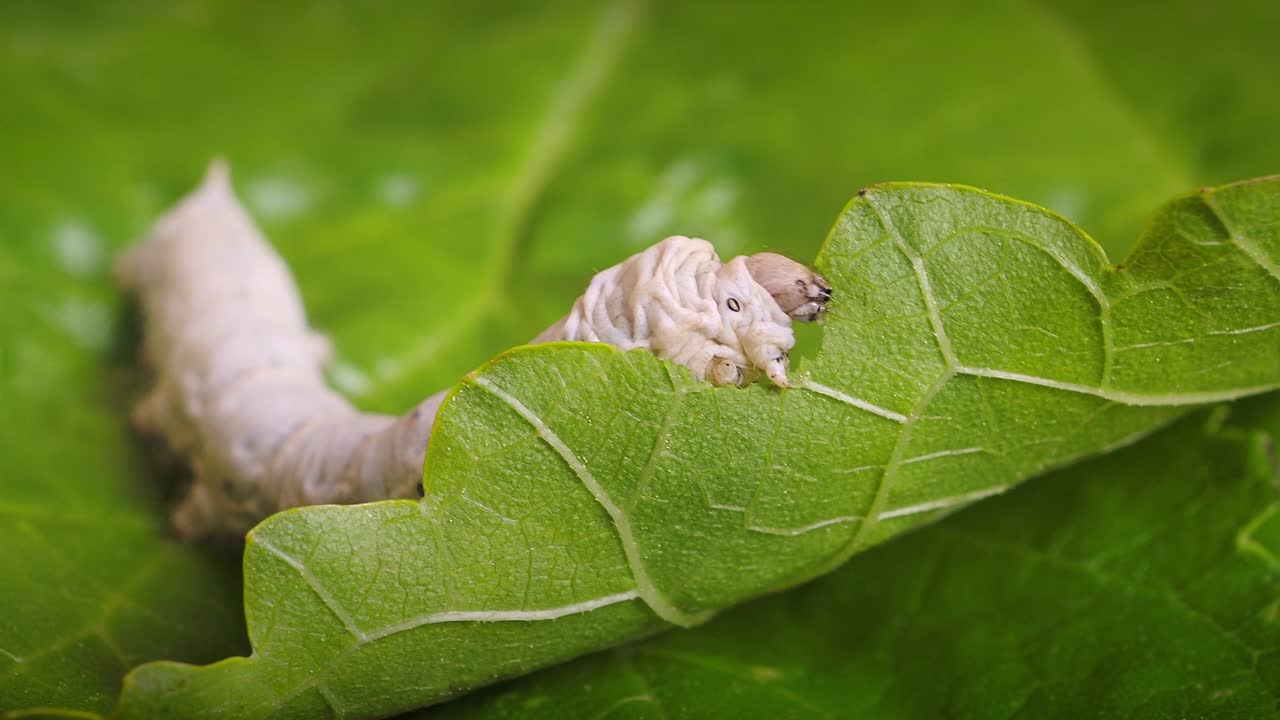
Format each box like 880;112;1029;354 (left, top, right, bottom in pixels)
119;162;829;538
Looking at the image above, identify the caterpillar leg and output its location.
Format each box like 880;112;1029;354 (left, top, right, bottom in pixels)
675;341;750;387
650;316;748;385
172;477;218;540
131;380;202;455
707;357;745;386
736;321;795;388
756;347;790;387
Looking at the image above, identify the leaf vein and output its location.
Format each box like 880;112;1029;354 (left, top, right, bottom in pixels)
1202;191;1280;286
956;365;1280;405
471;375;707;626
249;536;366;641
865;193;957;367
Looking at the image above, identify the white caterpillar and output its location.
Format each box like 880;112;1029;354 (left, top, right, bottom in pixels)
539;236;833;386
118;162;830;538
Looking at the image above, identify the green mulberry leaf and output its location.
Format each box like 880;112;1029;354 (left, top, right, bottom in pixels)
116;178;1280;719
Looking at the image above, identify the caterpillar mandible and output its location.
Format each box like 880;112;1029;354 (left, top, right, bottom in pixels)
118;162;830;538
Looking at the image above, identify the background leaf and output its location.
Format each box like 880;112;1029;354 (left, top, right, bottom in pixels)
114;180;1280;719
2;0;1279;717
429;393;1280;720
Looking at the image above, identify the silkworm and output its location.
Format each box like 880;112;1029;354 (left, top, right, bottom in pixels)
534;236;829;387
119;162;829;538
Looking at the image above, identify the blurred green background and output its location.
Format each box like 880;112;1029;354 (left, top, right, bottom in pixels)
1;0;1278;715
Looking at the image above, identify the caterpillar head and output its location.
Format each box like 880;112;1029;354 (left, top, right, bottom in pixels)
744;252;832;322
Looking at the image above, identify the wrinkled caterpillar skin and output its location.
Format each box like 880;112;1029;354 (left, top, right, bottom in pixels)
536;237;805;386
120;163;828;539
118;163;441;538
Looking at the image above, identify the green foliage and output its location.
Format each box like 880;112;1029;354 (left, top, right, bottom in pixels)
2;1;1279;718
